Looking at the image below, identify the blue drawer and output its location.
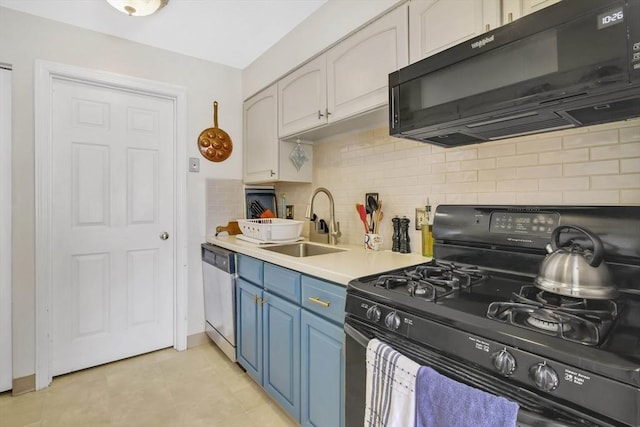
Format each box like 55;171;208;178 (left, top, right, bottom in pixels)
301;276;345;324
264;263;301;304
237;254;263;286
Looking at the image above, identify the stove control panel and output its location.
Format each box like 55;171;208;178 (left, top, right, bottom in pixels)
489;211;559;236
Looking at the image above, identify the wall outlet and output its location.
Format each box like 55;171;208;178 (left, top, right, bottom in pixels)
189;157;200;173
415;207;427;230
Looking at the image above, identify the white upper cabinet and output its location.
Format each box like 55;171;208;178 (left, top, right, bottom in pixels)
244;84;313;184
278;56;327;139
409;0;500;63
326;4;409;124
278;3;409;139
244;85;279;183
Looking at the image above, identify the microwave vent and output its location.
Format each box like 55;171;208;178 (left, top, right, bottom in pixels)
566;98;640;125
473;116;574;140
421;133;484;147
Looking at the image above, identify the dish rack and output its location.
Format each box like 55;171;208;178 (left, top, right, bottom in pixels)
237;218;304;242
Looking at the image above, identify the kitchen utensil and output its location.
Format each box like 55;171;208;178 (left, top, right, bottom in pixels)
255;200;267;213
355;204;369;233
214;221;241;236
373;200;383;234
250;201;264;218
198;101;233;162
366;195;378;233
534;225;617;299
259;208;275;219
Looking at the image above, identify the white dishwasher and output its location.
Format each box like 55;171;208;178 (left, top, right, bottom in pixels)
201;243;236;361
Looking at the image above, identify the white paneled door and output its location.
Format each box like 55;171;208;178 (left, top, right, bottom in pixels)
51;78;175;376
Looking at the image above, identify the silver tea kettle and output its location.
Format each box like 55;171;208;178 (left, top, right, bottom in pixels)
534;225;618;300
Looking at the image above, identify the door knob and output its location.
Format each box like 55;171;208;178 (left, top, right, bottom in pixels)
160;231;169;240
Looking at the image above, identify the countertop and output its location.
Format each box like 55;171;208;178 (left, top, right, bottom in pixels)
206;235;429;286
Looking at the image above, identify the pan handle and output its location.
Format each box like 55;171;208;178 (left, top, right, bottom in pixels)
213;101;219;128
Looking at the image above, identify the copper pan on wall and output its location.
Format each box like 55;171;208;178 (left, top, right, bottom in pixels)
198;101;232;162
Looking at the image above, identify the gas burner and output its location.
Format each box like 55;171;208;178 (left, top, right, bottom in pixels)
407;281;436;300
487;286;618;346
526;309;573;333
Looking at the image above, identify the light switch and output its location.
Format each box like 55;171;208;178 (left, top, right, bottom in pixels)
189;157;200;173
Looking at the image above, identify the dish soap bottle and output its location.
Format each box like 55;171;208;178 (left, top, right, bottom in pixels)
421;200;434;257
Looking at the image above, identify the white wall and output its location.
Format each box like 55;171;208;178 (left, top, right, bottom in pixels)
0;6;243;381
0;66;12;392
242;0;400;99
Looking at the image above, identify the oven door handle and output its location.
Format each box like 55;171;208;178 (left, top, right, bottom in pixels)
344;321;371;347
517;407;582;427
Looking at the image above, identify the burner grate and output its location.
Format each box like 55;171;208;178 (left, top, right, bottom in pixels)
487;285;618;346
374;260;488;301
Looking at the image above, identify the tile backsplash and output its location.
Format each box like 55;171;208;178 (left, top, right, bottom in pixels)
276;117;640;253
206;179;245;237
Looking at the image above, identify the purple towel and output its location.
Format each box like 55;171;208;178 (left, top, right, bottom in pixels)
416;367;518;427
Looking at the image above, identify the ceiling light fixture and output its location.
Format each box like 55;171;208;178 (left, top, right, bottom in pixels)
106;0;169;17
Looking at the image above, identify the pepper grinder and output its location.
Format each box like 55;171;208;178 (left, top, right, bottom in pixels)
392;216;400;252
399;216;411;253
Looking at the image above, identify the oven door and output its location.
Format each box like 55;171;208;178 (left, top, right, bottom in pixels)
344;318;616;427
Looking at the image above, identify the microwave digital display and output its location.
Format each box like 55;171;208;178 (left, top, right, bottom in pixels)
598;7;624;30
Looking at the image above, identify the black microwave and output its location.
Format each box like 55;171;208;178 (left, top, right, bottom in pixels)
389;0;640;147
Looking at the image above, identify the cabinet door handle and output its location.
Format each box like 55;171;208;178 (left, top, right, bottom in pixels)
308;296;331;308
253;294;258;304
318;110;324;119
325;108;331;117
485;24;490;32
270;170;276;177
258;297;265;306
508;12;513;23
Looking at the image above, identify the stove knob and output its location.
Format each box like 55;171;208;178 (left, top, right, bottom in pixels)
366;305;381;322
384;312;401;330
529;362;559;392
491;349;516;377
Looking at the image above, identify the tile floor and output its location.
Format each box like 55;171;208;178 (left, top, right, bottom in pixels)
0;342;299;427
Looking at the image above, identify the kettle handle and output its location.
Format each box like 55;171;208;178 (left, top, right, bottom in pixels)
550;225;604;267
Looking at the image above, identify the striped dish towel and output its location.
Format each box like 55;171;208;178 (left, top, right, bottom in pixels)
364;338;421;427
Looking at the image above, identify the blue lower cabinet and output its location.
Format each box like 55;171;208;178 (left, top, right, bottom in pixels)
263;291;301;421
236;278;263;384
301;309;345;427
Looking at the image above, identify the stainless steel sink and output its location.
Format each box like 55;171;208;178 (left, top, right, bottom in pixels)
261;242;346;258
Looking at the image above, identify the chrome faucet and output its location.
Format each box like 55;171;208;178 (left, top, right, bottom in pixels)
305;187;341;245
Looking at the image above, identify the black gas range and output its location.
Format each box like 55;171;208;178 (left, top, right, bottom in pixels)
345;205;640;427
